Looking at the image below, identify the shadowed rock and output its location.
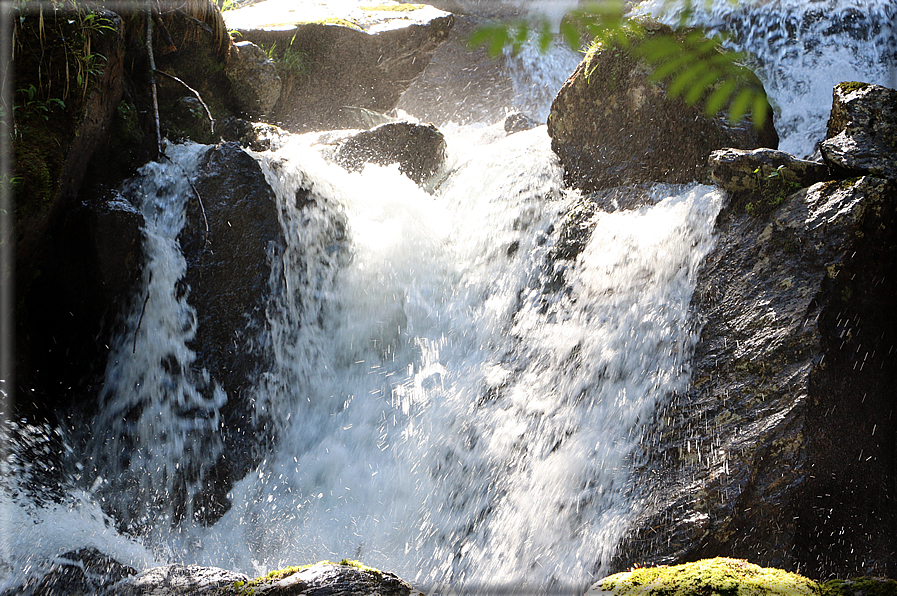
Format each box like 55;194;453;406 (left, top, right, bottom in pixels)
548;23;778;192
225;40;282;118
335;121;447;185
709;147;831;194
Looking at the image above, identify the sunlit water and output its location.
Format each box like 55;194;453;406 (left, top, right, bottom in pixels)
633;0;897;157
2;0;891;593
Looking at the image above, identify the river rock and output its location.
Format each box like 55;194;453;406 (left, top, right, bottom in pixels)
547;23;778;192
108;564;248;595
107;561;424;596
224;0;454;131
335;121;447;185
176;142;285;525
225;41;282;117
3;548;138;596
820;82;897;180
709;147;832;194
615;174;897;577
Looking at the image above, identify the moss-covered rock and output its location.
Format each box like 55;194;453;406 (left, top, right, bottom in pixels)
588;558;818;596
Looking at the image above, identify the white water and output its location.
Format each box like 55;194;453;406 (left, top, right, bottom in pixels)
633;0;897;157
2;0;892;593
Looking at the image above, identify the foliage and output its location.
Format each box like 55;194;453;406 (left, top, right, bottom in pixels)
360;3;425;11
744;165;802;215
261;34;309;82
599;557;818;595
467;0;770;128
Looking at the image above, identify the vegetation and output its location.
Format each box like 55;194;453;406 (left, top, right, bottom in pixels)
232;560;382;595
467;0;770;128
744;165;802;215
360;3;425;11
598;557;818;595
260;34;310;83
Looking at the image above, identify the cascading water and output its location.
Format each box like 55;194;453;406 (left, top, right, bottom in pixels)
633;0;897;157
2;0;893;593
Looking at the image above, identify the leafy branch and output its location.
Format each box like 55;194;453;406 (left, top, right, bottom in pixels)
467;0;770;128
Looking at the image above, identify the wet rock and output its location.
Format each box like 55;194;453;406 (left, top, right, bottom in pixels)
547;23;778;192
225;40;283;117
8;548;138;596
821;82;897;180
335;121;447;185
225;0;454;131
107;561;424;596
504;112;538;134
616;175;897;577
227;562;424;596
107;564;248;596
177;142;285;525
709;148;832;194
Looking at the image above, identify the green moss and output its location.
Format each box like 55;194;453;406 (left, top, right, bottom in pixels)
360;3;425;11
233;560;382;595
837;81;870;95
821;578;897;596
302;17;363;30
338;558;382;574
599;558;818;596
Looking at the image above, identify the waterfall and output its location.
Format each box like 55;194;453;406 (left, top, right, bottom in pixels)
2;0;892;593
633;0;897;157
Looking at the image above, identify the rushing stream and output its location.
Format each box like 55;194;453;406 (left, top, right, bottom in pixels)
2;0;894;594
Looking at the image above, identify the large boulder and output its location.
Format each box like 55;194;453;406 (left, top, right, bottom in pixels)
821;82;897;180
176;142;285;525
547;23;778;192
615;174;897;577
224;0;454;131
335;121;447;185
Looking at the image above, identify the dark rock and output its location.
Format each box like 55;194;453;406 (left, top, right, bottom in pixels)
547;23;778;192
616;175;897;577
176;142;285;525
226;3;453;131
107;564;248;596
821;82;897;180
396;15;516;126
7;548;138;596
709;148;832;194
225;41;282;117
335;122;447;185
503;112;538;134
15;194;144;419
106;561;424;596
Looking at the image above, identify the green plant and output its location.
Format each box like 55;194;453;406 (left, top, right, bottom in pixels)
744;165;801;215
262;34;309;81
360;3;425;11
15;84;65;121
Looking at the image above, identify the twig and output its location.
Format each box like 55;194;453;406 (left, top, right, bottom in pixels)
154;69;215;134
146;0;162;159
133;290;150;354
161;152;211;245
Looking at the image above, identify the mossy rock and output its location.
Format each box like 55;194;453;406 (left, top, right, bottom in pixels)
591;558;818;595
821;578;897;596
